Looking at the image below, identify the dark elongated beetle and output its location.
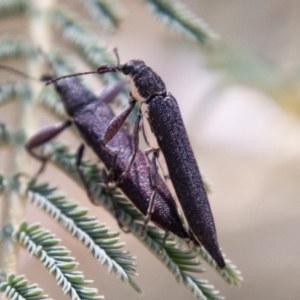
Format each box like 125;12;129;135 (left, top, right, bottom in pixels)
25;67;189;240
47;50;226;268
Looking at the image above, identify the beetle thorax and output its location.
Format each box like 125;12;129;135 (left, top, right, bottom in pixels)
124;62;167;102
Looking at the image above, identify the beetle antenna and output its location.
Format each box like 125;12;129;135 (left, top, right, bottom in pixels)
0;65;40;81
45;71;99;85
96;48;122;74
46;48;122;84
113;47;120;68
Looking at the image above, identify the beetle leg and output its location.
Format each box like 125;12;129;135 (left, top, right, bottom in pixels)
142;150;159;235
75;144;97;205
99;80;128;104
26;120;72;180
101;97;136;182
101;98;136;146
159;230;169;252
101;169;131;233
117;112;142;184
144;147;154;164
75;145;130;232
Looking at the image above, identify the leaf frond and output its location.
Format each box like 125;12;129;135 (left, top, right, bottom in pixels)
38;87;67;120
0;123;10;146
0;37;34;60
184;274;224;300
44;17;137;122
0;82;31;107
141;0;219;45
76;0;123;30
198;246;243;286
0;274;49;300
39;50;137;122
48;9;125;90
0;173;6;194
38;142;223;299
0;0;27;19
49;9;114;66
21;181;140;291
15;222;104;300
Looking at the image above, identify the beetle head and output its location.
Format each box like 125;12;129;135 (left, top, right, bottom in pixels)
97;48;145;77
97;60;145;77
121;60;145;77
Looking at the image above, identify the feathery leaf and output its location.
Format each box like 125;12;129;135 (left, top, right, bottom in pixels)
0;38;34;60
0;82;31;107
0;0;27;19
38;87;67;120
21;181;140;292
0;123;10;146
38;50;137;122
198;246;243;286
142;0;219;45
15;222;104;300
76;0;122;30
0;173;6;194
49;9;114;66
0;274;49;300
48;9;125;91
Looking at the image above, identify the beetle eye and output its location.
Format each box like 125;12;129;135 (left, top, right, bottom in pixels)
122;63;131;75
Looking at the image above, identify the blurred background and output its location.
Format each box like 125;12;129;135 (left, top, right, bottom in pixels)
1;0;300;299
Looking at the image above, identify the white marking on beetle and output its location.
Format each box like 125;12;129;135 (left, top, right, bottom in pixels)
128;77;144;103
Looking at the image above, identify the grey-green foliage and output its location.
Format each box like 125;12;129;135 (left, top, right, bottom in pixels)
0;82;31;108
0;274;49;300
23;181;140;292
49;9;129;106
0;1;242;299
0;123;10;146
197;247;243;286
0;0;27;18
142;0;219;44
15;222;104;300
0;38;34;60
76;0;122;30
0;173;6;194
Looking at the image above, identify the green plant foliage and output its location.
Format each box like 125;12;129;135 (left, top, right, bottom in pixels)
22;181;140;292
76;0;122;30
0;173;6;194
0;274;48;300
49;9;114;67
0;0;27;19
0;82;31;107
48;9;121;81
197;246;243;286
38;87;66;120
0;38;33;60
15;222;104;300
142;0;219;45
48;9;130;110
0;123;10;146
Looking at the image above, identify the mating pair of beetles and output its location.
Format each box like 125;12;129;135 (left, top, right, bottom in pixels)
28;50;225;269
